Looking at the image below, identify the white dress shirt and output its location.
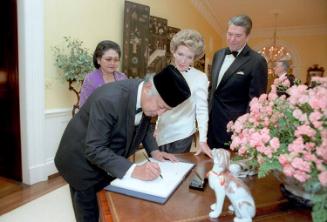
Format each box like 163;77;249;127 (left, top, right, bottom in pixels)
216;46;245;88
134;82;143;125
216;54;235;88
125;81;144;178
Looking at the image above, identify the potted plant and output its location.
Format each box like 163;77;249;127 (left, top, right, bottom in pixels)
227;76;327;222
52;36;94;115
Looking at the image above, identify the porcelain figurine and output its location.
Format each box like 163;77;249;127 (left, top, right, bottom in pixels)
208;148;255;222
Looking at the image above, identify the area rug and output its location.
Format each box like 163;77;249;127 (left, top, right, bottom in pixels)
0;184;75;222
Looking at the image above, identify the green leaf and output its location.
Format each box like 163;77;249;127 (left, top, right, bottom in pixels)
312;192;327;222
52;36;93;82
258;159;281;178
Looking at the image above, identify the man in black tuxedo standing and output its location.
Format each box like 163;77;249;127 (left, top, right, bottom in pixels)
273;60;295;83
207;15;268;149
55;65;191;222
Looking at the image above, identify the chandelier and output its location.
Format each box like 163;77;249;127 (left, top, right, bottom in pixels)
258;13;291;74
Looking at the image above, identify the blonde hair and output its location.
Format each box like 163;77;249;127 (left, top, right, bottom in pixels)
170;29;205;61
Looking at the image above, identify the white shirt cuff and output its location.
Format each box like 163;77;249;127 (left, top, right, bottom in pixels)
124;164;136;178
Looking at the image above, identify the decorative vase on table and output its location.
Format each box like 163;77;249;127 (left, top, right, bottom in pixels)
273;170;321;208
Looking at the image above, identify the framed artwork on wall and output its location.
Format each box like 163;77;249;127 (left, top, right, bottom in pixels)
122;1;150;78
147;16;168;74
306;64;325;85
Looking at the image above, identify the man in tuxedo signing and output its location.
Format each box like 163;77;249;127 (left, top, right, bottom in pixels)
207;15;268;149
55;64;191;222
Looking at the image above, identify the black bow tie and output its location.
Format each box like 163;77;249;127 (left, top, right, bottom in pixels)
135;107;142;114
225;49;238;57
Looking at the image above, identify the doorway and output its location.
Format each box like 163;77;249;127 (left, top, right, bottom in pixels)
0;0;22;181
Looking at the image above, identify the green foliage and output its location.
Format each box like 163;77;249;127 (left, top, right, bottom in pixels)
52;36;94;82
258;159;281;178
312;192;327;222
276;78;301;94
294;79;301;85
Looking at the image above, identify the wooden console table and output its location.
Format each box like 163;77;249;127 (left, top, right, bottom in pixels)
97;153;312;222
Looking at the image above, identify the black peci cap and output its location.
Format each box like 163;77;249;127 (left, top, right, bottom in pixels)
153;65;191;107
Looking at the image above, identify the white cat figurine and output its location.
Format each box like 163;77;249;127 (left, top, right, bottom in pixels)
208;148;255;222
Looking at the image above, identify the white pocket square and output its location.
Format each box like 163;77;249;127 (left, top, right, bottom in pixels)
236;71;245;75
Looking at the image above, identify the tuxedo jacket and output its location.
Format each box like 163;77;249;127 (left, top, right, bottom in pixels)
208;45;268;147
55;79;158;190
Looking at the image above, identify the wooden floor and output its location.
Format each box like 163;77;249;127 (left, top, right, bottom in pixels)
0;174;66;215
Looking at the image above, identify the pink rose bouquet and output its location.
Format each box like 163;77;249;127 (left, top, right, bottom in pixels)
227;76;327;222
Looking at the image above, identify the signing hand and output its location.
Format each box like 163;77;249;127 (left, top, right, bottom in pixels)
131;162;161;181
194;142;212;159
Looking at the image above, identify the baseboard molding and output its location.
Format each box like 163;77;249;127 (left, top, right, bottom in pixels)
27;108;71;184
45;108;72;117
48;172;60;180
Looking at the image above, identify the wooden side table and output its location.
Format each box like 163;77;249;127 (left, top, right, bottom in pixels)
98;153;312;222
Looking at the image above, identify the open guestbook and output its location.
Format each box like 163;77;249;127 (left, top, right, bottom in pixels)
105;159;194;204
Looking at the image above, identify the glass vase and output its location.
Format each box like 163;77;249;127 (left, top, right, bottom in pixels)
273;170;322;208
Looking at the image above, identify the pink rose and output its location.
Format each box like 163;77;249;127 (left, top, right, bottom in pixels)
268;91;278;101
317;146;327;161
283;79;291;87
295;125;316;138
270;138;280;151
238;145;247;155
303;153;316;162
318;171;327;187
309;112;322;129
258;93;267;102
288;137;305;153
283;165;294;177
309;88;327;110
279;155;289;165
293;109;307;122
291;157;311;173
226;121;233;131
288;85;307;104
293;170;310;182
250;98;260;113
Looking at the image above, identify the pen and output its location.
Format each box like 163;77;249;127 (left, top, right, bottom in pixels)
143;152;163;179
